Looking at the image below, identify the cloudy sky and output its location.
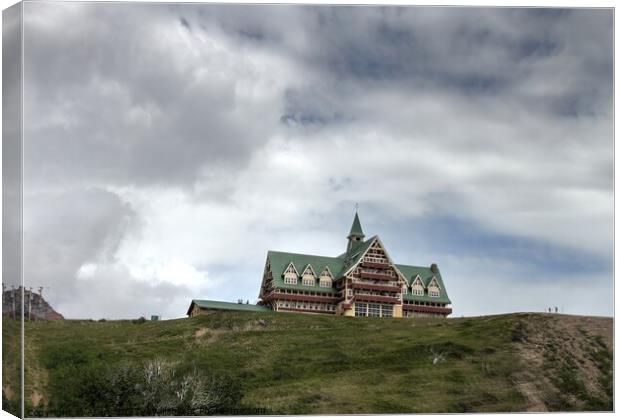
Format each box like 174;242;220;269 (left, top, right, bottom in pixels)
18;3;612;319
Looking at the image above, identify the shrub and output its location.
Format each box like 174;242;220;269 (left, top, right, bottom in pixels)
41;358;243;416
139;359;242;415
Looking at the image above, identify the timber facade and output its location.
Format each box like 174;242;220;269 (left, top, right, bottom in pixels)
258;213;452;318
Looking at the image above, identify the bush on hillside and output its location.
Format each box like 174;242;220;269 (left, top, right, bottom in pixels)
140;358;242;415
40;358;243;416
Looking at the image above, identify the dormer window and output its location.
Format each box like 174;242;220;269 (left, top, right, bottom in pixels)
402;284;409;294
319;266;333;288
428;277;440;297
301;265;316;286
411;275;424;296
283;263;298;285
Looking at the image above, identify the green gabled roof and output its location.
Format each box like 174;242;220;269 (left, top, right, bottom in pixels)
396;264;451;304
338;236;377;277
188;299;271;315
348;211;365;238
267;250;343;292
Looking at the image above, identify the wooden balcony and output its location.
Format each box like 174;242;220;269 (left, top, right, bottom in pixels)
264;291;340;304
361;261;390;269
403;304;452;315
278;307;335;315
359;270;396;281
352;282;402;293
353;294;400;304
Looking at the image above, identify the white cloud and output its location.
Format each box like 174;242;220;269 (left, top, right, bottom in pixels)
76;263;98;280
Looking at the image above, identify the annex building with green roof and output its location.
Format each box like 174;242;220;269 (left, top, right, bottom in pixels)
258;212;452;318
187;299;271;317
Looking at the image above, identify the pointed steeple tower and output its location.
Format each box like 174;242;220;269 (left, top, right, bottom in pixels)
346;211;365;252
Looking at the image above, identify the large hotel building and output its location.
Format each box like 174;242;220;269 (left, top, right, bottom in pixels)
257;213;452;318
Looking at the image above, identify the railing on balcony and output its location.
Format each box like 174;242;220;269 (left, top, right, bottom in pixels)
264;291;340;304
361;260;390;269
402;304;452;315
352;294;400;304
352;282;401;293
279;307;336;315
359;270;397;281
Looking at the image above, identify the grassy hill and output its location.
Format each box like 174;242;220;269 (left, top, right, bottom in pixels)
3;311;613;416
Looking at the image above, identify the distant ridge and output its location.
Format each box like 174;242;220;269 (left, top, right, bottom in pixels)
2;285;64;320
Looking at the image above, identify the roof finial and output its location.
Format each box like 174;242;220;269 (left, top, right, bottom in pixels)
355;202;359;211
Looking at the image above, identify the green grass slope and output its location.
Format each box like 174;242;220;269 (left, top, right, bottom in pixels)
6;311;613;416
2;315;21;417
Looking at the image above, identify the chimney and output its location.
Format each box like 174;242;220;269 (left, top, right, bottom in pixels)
430;263;438;273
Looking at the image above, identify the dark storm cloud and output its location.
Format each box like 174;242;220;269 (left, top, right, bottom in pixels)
23;189;138;286
23;2;282;189
183;6;612;137
23;4;613;188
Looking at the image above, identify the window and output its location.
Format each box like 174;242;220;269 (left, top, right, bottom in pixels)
319;267;333;288
428;277;440;297
412;283;424;296
355;303;393;317
301;265;316;286
381;305;393;317
411;276;424;296
402;285;409;294
346;288;353;298
368;303;381;317
319;275;332;287
319;267;332;287
284;263;298;284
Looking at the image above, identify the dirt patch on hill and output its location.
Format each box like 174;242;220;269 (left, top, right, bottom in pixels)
194;327;222;344
194;319;269;343
195;327;209;338
31;390;43;407
3;384;14;400
512;314;613;412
